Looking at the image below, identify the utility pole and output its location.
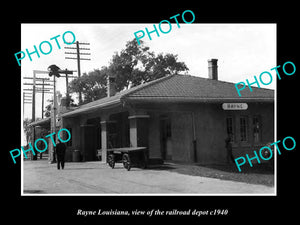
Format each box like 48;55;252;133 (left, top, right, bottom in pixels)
23;76;53;119
47;65;75;163
23;71;53;161
65;41;91;104
28;70;53;121
32;71;35;121
58;69;77;107
41;79;45;118
23;92;32;118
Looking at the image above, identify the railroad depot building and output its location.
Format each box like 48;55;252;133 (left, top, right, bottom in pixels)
53;59;274;165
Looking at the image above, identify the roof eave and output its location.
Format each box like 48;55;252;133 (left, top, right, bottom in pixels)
29;117;51;127
124;97;274;103
61;98;122;118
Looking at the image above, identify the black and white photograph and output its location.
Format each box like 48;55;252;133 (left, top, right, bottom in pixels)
4;4;298;224
20;23;276;195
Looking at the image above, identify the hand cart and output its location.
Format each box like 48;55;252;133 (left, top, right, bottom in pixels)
107;147;147;171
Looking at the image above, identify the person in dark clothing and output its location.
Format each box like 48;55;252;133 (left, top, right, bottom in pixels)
225;134;235;164
55;140;66;170
37;138;46;160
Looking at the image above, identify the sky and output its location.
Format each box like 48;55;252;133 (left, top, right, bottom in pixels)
21;23;276;120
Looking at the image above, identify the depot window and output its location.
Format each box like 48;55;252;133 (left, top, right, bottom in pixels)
226;117;235;142
240;116;249;142
253;115;261;143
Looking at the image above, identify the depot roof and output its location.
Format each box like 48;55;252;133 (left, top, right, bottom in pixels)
62;74;274;117
29;117;51;127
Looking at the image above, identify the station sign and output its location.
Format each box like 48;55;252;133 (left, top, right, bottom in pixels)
222;103;248;110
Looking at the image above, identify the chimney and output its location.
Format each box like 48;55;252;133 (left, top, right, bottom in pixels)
107;73;117;97
208;59;218;80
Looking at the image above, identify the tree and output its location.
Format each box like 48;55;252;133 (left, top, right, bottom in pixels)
69;39;189;105
69;68;107;104
107;39;155;91
44;100;52;118
108;39;189;90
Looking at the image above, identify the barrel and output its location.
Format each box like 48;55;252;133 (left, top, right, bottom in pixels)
72;150;81;162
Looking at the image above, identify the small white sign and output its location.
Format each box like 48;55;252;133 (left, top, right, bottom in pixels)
222;103;248;110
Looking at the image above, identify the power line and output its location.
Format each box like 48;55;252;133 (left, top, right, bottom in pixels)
65;41;91;104
23;73;54;120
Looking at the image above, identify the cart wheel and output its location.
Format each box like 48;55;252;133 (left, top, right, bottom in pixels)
108;154;115;169
122;153;131;171
139;160;147;169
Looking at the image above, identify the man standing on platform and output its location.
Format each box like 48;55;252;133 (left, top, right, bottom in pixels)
55;139;66;170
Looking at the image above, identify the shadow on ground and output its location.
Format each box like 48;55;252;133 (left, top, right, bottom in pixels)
23;190;46;194
147;162;274;187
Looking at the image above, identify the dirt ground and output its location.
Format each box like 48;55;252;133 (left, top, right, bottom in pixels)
160;161;274;187
22;160;275;195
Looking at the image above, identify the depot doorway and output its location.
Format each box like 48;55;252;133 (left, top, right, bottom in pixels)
159;115;172;160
